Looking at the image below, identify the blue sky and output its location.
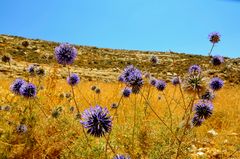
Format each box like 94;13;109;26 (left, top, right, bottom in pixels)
1;0;240;57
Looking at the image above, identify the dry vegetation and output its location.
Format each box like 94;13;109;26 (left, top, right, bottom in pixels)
0;34;240;159
0;73;239;158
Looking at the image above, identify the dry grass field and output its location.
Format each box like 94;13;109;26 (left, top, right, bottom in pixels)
0;72;239;158
0;35;240;159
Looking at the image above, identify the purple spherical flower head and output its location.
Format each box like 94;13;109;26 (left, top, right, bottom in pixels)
212;55;224;66
194;100;213;119
10;78;26;95
172;77;180;86
16;124;27;133
201;89;215;101
149;78;157;86
113;154;131;159
81;105;112;137
155;80;166;91
121;65;144;93
27;64;35;75
55;43;77;65
209;77;223;91
20;83;37;98
122;87;131;97
192;115;204;127
209;32;221;44
118;75;125;82
189;65;201;74
67;73;80;86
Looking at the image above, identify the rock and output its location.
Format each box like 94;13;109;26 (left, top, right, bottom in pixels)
207;129;218;137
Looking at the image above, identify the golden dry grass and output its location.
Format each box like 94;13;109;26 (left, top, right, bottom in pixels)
0;75;239;158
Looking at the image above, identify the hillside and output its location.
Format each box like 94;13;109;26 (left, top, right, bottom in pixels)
0;34;240;84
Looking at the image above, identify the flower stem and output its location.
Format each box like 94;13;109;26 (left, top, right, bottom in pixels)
208;43;215;56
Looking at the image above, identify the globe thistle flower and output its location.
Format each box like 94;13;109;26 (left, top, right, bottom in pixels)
150;55;159;64
36;67;45;76
113;154;131;159
209;32;221;44
209;77;223;91
69;106;75;112
67;73;80;86
16;124;27;133
191;115;204;127
194;100;213;119
95;88;101;94
144;72;151;79
212;55;224;66
155;80;166;91
65;93;71;98
118;75;125;82
111;103;118;109
172;77;180;86
20;83;37;98
120;65;144;91
91;85;97;91
201;89;215;101
149;78;157;86
55;43;77;65
22;40;29;47
122;87;131;97
10;78;26;95
182;74;206;94
189;65;201;74
52;107;62;118
52;109;61;118
2;55;11;63
27;64;36;75
81;105;112;137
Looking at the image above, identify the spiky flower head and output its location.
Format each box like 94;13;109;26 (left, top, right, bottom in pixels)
95;88;101;94
111;103;118;109
10;78;26;95
2;55;11;63
172;77;180;86
16;124;27;133
120;65;143;93
55;43;77;65
150;55;159;64
209;77;223;91
67;73;80;86
201;89;215;101
113;154;131;159
189;65;201;74
27;64;36;75
91;85;97;91
122;87;131;97
155;80;166;91
182;74;206;94
118;75;125;82
212;55;224;66
209;32;221;44
36;67;45;76
191;115;204;127
20;83;37;98
144;72;151;79
149;78;157;86
81;105;112;137
194;100;213;119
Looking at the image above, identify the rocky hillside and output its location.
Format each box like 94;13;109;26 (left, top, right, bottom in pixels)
0;34;240;84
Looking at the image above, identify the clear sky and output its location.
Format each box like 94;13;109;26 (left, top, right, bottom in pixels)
1;0;240;58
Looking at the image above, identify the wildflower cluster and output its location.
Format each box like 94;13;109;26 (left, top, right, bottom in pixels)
120;65;144;93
